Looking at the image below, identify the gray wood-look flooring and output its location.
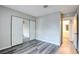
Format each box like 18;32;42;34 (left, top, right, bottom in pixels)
0;40;59;54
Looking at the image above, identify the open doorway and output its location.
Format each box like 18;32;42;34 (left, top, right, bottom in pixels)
62;14;78;50
57;14;78;53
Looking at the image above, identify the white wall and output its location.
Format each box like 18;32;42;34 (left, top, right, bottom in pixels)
36;12;61;46
0;6;36;50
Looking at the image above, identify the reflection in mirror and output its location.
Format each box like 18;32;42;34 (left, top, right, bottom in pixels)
23;20;30;42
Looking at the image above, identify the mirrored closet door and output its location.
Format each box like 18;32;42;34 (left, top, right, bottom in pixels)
29;20;36;40
11;16;36;46
23;19;30;42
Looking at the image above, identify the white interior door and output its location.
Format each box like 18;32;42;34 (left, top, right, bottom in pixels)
69;14;77;49
72;14;77;49
30;20;36;40
12;16;23;46
63;20;70;39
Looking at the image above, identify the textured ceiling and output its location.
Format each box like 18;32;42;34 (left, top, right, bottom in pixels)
4;5;78;17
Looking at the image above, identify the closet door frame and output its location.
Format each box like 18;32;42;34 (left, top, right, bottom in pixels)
11;15;36;46
11;15;24;46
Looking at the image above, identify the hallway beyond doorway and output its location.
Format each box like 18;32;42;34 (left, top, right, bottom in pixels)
57;38;77;54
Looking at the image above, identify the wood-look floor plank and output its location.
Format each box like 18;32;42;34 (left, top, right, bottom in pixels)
0;40;58;54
